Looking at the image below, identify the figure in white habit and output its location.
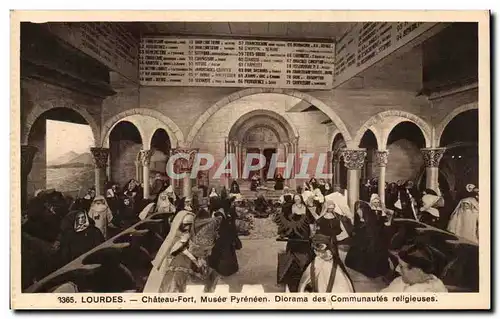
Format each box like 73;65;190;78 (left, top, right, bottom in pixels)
139;185;178;220
87;196;114;239
298;234;355;293
143;197;195;292
325;191;354;223
447;197;479;244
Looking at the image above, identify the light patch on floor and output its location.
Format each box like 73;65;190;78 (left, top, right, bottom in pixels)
215;238;387;293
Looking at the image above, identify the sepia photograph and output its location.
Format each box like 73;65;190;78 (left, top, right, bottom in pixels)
10;10;490;310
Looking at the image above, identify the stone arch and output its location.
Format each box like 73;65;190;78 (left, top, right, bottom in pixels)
353;110;433;149
238;124;282;144
228;109;298;143
105;118;146;148
435;102;478;147
356;127;382;149
23;101;100;145
101;108;184;148
186;88;350;146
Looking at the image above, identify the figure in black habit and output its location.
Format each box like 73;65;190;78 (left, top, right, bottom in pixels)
276;194;314;292
229;180;241;197
274;173;285;190
123;179;143;204
345;200;392;279
323;182;333;196
396;181;420;219
81;187;96;211
208;198;240;277
59;210;105;266
208;187;220;214
278;187;294;206
250;174;260;191
418;194;443;228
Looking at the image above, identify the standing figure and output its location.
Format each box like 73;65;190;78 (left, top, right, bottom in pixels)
250;174;260;191
59;211;104;266
298;234;355;293
314;200;352;245
208;187;220;214
143;197;196;292
345;200;392;279
153;185;179;216
323;182;333;196
150;173;165;200
229;181;241;197
159;217;222;293
447;197;479;244
278;187;294;205
419;194;444;228
197;198;211;220
397;181;420;220
274;173;285;190
105;183;120;215
208;201;240;277
87;196;114;240
276;194;314;292
123;179;143;203
81;188;96;211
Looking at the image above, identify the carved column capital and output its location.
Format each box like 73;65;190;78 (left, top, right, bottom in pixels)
138;149;154;167
341;149;367;170
90;147;109;169
375;150;389;167
21;145;38;174
171;148;199;173
421;148;446;168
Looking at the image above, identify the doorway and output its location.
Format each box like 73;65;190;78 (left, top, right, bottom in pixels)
263;148;277;180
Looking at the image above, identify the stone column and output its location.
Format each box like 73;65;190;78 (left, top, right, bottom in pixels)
223;138;229;188
292;138;299;190
342;149;367;211
21;145;38;209
259;148;265;182
139;149;154;199
376;150;389;205
171;148;198;198
106;157;112;182
283;142;289;186
134;160;140;182
421;148;446;192
332;151;341;187
235;141;241;180
90;147;109;196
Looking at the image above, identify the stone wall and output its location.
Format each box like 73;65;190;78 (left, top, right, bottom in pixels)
21;78;103;197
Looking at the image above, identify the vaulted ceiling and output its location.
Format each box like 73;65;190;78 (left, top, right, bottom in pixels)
128;22;354;42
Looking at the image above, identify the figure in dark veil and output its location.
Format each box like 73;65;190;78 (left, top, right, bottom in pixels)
298;234;355;293
229;181;241;197
274;173;285;190
208;199;240;277
275;194;314;292
59;210;104;266
345;200;392;279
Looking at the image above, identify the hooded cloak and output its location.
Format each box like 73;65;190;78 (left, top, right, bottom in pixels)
87;196;113;239
143;208;195;292
447;197;479;244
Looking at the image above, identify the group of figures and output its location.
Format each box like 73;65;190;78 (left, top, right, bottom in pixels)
140;181;247;292
21;175;246;291
360;178;479;244
21;177;159;288
274;177;479;293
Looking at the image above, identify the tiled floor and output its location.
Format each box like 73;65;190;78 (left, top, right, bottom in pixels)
219;238;387;293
